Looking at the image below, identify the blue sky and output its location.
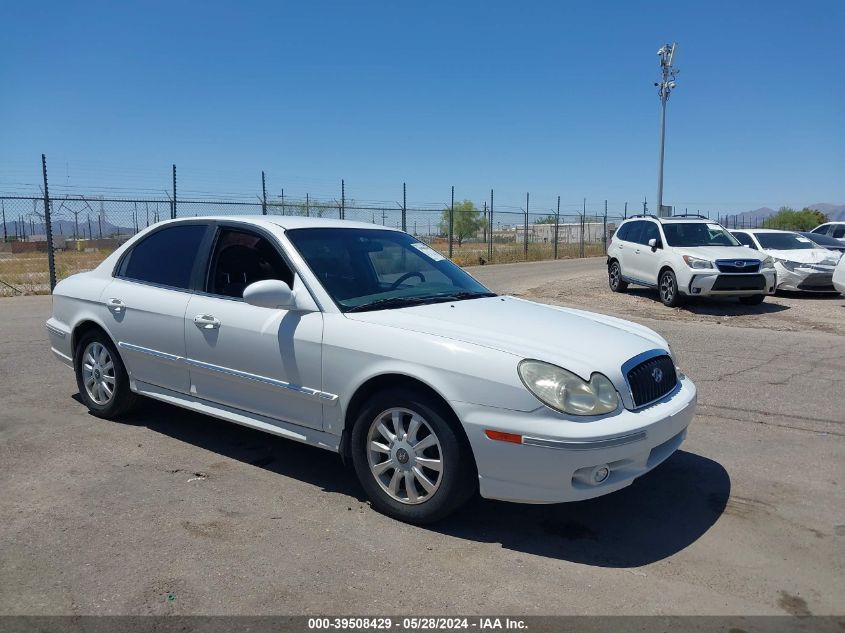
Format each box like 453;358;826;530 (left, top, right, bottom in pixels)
1;0;842;215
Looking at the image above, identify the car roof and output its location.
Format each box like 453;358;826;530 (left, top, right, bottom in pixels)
162;215;403;232
621;215;713;224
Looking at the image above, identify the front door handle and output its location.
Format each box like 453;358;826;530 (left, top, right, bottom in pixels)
107;298;125;313
634;249;641;254
194;314;221;330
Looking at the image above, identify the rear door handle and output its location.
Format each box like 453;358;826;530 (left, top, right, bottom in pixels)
634;249;641;254
107;298;125;313
194;314;221;329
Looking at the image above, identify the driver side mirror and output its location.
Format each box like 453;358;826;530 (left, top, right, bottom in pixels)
243;279;299;310
648;238;662;251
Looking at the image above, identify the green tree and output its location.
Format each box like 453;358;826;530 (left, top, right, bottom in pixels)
761;207;828;231
439;200;484;246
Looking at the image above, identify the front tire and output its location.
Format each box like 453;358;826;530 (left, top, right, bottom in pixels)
350;388;476;524
74;329;138;419
659;269;684;307
739;294;765;305
608;261;628;292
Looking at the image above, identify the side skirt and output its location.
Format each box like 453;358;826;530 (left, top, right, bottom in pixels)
132;379;341;453
620;274;658;288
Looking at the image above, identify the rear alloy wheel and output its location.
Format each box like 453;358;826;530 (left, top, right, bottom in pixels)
659;269;683;307
351;388;476;524
608;261;628;292
75;330;138;419
739;295;765;305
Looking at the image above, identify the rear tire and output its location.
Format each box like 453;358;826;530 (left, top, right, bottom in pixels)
350;388;476;524
739;294;765;305
608;261;628;292
659;269;684;307
74;329;138;419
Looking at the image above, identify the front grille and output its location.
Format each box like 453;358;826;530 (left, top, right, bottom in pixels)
715;259;761;273
711;274;766;291
626;355;677;408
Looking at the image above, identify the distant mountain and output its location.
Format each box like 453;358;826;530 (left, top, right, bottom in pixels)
731;203;844;224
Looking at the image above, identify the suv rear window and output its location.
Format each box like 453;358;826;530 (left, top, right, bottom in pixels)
121;224;207;289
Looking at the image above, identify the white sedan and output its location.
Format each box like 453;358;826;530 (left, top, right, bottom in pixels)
46;217;697;523
730;229;841;292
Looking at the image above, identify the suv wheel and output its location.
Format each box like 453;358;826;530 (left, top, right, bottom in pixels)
608;261;628;292
74;330;138;419
350;388;476;524
659;269;684;307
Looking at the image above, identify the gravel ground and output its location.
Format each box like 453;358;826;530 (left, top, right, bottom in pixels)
1;258;843;616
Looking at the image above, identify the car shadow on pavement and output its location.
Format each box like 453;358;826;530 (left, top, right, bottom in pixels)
437;449;730;568
626;287;789;316
102;398;729;568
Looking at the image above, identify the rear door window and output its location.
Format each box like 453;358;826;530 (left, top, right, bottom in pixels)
120;224;208;290
624;221;645;245
832;225;845;239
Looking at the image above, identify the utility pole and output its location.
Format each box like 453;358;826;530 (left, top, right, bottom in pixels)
41;154;56;290
171;164;177;219
262;171;268;215
655;43;679;217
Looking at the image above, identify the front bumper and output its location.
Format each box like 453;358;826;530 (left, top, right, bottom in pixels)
684;270;776;297
775;264;836;292
453;376;697;504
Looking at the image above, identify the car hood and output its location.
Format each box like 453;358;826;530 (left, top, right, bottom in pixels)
346;296;669;381
672;245;765;262
763;248;839;265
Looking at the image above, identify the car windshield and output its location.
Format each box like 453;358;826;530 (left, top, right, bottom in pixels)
285;227;495;312
661;222;740;247
756;233;817;250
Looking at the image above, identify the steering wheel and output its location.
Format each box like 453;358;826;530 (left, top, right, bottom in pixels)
389;271;426;289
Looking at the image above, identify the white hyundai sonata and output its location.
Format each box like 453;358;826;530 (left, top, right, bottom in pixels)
46;216;697;523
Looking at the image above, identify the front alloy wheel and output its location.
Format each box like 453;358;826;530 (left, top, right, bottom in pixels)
659;270;683;307
351;388;476;524
366;408;443;504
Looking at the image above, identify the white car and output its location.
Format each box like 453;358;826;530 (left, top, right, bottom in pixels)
731;229;841;292
46;217;697;523
607;215;777;307
810;221;845;244
834;256;845;295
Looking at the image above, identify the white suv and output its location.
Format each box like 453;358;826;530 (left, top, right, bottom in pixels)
606;215;777;307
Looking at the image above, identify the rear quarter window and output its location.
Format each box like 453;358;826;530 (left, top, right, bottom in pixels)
120;224;207;289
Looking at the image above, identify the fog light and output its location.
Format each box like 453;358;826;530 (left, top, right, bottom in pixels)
692;287;701;294
592;465;610;484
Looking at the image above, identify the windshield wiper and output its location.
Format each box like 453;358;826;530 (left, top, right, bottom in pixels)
345;291;496;313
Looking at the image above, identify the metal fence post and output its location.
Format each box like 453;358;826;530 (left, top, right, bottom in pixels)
523;192;529;260
341;179;345;220
1;199;6;242
448;186;454;259
603;199;608;254
402;182;407;232
171;164;177;219
488;189;494;263
262;171;268;215
41;154;57;291
553;196;560;260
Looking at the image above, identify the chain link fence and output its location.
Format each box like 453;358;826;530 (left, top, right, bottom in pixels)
3;189;758;297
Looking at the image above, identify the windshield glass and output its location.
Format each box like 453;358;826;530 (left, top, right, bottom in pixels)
285;228;494;312
662;222;740;247
756;232;816;250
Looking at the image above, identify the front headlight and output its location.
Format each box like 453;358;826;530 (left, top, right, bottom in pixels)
760;255;775;268
682;255;714;269
518;360;619;416
774;258;799;272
